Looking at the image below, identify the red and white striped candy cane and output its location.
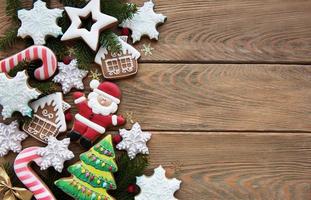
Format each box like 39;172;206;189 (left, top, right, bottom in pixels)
0;45;57;80
14;147;56;200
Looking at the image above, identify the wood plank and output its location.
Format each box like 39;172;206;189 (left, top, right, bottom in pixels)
106;63;310;131
0;0;311;63
146;132;311;200
2;132;311;200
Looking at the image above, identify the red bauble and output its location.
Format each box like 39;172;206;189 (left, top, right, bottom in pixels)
113;134;122;145
65;112;73;122
121;28;130;36
127;184;137;193
63;56;72;65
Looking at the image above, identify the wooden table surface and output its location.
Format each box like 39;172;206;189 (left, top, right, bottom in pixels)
1;0;311;200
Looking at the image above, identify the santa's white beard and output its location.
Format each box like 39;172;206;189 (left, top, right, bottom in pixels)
87;92;118;116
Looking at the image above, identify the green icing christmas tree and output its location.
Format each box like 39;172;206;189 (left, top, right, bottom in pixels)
55;135;118;200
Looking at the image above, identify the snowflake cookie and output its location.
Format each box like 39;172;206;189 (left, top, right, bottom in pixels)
136;166;182;200
120;0;167;43
36;136;74;172
116;122;151;160
0;121;28;157
0;71;41;119
52;59;88;94
61;0;118;51
17;0;63;45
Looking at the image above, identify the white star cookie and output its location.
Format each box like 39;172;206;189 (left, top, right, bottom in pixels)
61;0;118;51
136;166;182;200
116;122;151;160
52;59;88;94
0;121;28;157
0;71;41;119
17;0;63;45
36;136;74;172
120;0;167;43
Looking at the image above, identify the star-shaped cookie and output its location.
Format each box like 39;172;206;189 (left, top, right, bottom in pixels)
116;122;151;160
120;0;167;43
61;0;118;51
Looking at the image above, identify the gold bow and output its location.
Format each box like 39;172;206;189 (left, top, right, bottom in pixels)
0;166;33;200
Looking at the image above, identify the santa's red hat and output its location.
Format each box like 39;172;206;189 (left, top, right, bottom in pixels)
90;80;121;104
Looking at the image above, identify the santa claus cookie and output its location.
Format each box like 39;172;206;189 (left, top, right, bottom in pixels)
68;80;125;149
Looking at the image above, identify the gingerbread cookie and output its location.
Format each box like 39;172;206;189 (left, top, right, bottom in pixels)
61;0;118;51
0;70;41;119
95;36;141;80
22;92;70;143
17;0;63;45
120;0;167;43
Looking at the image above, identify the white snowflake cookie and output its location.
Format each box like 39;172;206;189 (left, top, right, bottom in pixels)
0;121;28;157
0;71;41;119
116;122;151;160
61;0;118;51
17;0;63;45
36;136;74;172
120;0;167;43
52;59;88;94
136;166;182;200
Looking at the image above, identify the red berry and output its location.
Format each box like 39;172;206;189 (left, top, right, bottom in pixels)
121;28;130;36
65;112;73;122
127;184;137;193
113;134;122;145
63;56;72;65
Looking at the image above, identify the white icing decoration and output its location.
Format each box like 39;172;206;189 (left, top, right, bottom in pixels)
0;121;28;157
136;166;182;200
95;35;141;66
141;43;154;56
36;136;74;172
116;122;151;160
61;0;118;51
0;71;41;119
120;0;167;43
52;59;88;94
30;92;68;132
17;0;63;45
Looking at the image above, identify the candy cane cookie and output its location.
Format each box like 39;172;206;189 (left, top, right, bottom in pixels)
14;147;56;200
0;45;57;80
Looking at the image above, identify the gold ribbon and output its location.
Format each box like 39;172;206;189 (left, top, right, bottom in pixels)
0;166;33;200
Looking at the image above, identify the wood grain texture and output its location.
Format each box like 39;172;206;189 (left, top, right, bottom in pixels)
1;0;311;62
106;63;309;132
2;132;311;200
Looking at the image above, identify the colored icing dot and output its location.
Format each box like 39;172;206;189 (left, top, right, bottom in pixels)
82;186;86;192
97;179;101;184
100;147;104;151
91;193;96;200
104;150;108;155
98;196;101;200
90;176;95;181
96;159;101;164
101;162;106;167
81;169;86;173
110;184;113;189
78;185;81;190
102;182;107;187
93;156;97;161
109;166;112;171
86;172;90;177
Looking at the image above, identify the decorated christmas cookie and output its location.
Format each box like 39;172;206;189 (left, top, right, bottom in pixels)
0;121;28;157
14;137;73;200
0;45;58;80
136;166;182;200
55;135;117;200
61;0;118;51
52;59;88;94
116;122;151;160
36;136;74;172
0;71;41;119
68;80;125;149
120;0;167;43
95;36;141;79
17;0;63;45
23;92;71;143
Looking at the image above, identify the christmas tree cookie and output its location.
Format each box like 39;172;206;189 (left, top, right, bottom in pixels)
55;135;118;200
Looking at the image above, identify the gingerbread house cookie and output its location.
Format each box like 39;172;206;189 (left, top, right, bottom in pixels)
22;92;70;143
95;36;141;80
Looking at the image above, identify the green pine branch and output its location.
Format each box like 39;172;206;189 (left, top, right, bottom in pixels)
101;0;137;23
6;0;21;22
100;31;122;54
0;27;19;50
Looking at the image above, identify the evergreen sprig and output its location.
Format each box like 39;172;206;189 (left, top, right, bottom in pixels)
6;0;21;22
0;26;19;50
